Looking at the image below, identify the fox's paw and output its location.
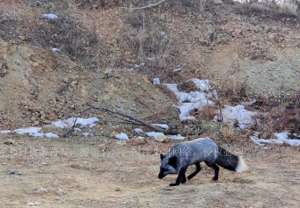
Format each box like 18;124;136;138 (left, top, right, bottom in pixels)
181;178;187;184
212;177;218;181
169;183;180;186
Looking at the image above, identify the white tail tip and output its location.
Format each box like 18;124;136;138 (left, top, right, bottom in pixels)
236;156;249;173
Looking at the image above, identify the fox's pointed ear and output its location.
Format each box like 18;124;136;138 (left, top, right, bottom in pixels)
168;156;177;168
160;154;165;160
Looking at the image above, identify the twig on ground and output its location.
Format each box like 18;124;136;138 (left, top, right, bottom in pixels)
62;117;78;138
85;104;176;134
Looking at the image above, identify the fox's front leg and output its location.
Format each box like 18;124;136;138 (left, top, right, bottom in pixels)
170;167;187;186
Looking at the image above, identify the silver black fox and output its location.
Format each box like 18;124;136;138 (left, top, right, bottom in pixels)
158;138;248;186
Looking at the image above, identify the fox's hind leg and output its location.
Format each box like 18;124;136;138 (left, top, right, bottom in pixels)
205;162;220;181
187;162;201;180
170;167;187;186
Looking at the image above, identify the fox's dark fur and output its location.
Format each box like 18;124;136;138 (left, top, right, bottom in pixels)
158;138;248;186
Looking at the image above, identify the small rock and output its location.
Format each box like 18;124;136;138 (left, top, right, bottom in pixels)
115;187;121;192
55;188;66;196
8;170;22;176
27;202;40;206
3;140;14;145
33;187;48;194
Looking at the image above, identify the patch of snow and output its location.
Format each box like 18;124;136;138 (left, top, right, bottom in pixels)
251;131;300;146
190;79;210;92
168;134;185;140
15;127;43;137
151;124;169;130
51;48;61;53
133;128;144;135
114;133;129;141
145;131;166;139
0;130;12;134
82;132;90;137
165;80;215;121
74;128;82;132
14;127;59;139
218;105;256;129
173;64;184;72
153;78;160;85
275;132;300;146
51;117;99;129
44;132;59;139
41;13;58;20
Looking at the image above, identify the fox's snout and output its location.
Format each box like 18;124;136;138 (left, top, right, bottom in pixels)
158;172;166;179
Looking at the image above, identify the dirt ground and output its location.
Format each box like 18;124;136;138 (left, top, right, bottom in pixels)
0;135;299;208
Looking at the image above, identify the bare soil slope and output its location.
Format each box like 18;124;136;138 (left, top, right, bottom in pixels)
0;40;177;129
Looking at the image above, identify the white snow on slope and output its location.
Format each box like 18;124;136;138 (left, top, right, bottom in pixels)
41;13;58;20
51;117;99;129
0;130;11;134
14;127;59;139
151;123;169;130
168;134;185;140
153;78;160;85
0;117;99;139
250;131;300;146
146;131;185;141
51;48;61;53
114;133;129;141
145;131;166;139
218;105;257;129
165;79;215;121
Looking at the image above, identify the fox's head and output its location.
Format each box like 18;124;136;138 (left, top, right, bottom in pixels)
158;154;177;179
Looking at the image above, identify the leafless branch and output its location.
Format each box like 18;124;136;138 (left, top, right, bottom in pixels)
62;117;78;138
120;0;168;10
86;104;163;132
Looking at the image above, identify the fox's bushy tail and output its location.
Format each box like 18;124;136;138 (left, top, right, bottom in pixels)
216;146;248;173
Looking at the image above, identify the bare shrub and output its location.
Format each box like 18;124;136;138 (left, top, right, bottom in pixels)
0;12;26;41
254;91;300;136
30;15;108;69
74;0;209;14
235;0;299;21
25;0;69;10
119;9;181;72
74;0;124;9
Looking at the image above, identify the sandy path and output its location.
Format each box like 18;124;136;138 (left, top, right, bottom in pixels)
0;136;299;208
